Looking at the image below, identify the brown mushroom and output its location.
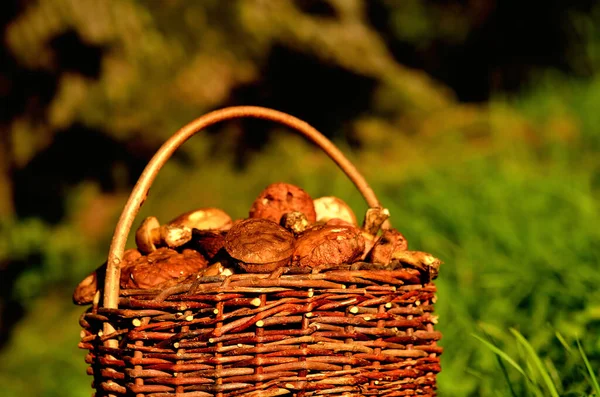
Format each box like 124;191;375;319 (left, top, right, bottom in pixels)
224;218;295;273
249;182;317;223
169;208;233;231
391;250;442;280
314;196;357;226
135;216;161;253
135;216;192;254
292;225;365;268
73;249;142;305
360;231;377;260
188;229;228;260
367;228;408;265
73;273;98;305
121;248;208;289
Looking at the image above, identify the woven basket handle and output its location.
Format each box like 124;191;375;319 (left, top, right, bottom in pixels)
103;106;382;317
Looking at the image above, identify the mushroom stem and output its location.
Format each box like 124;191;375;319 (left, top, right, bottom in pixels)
135;216;194;254
158;224;192;249
362;207;390;236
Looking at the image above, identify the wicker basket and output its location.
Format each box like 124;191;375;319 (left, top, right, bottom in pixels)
78;106;442;397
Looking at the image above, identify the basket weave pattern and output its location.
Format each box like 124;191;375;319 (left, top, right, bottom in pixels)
80;266;440;396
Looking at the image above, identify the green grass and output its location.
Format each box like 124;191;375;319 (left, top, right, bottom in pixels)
474;330;600;396
379;151;600;396
0;293;90;397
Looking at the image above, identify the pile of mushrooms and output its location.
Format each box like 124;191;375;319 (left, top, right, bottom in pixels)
73;182;441;305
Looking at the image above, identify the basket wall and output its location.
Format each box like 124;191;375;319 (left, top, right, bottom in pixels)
79;266;441;397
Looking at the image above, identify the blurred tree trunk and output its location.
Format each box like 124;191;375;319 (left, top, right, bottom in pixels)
0;128;13;218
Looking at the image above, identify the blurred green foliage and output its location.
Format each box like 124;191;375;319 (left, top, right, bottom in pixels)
1;0;599;396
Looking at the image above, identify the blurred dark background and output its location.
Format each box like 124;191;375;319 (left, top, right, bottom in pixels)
1;1;599;396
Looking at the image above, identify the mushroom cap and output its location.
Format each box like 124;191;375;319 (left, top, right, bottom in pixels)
72;272;98;305
292;225;365;268
135;216;160;253
121;248;208;289
224;218;294;266
249;182;317;223
237;261;287;274
169;208;233;231
314;196;357;226
123;248;143;263
189;229;228;260
73;249;142;305
367;228;408;265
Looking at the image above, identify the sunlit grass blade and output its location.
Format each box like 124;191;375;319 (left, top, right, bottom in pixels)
472;333;529;380
543;357;563;395
577;340;600;396
510;328;560;397
481;330;520;397
473;332;548;397
555;331;573;354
